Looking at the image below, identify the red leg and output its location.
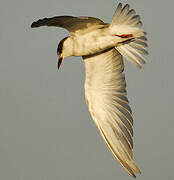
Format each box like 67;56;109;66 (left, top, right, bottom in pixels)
114;34;133;38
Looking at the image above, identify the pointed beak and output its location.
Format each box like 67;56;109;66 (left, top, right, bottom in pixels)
57;54;63;70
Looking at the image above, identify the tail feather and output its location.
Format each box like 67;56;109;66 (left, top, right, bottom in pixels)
111;3;123;24
127;15;141;26
111;4;141;27
111;3;148;68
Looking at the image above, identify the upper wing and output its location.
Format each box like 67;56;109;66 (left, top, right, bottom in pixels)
83;48;141;178
31;16;105;35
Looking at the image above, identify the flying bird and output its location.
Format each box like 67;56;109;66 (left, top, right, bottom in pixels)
31;3;148;178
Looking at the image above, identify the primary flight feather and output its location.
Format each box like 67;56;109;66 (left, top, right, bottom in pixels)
31;3;148;178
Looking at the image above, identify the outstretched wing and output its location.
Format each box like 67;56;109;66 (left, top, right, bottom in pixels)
83;48;141;178
31;16;105;35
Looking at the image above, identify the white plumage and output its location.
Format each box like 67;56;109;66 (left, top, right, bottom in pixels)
31;3;148;178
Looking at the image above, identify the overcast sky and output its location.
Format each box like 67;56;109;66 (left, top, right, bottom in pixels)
0;0;174;180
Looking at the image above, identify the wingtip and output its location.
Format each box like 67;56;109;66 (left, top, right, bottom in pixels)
31;21;38;28
131;173;136;178
127;165;141;178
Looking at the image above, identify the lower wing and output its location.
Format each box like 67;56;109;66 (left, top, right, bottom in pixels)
83;48;141;178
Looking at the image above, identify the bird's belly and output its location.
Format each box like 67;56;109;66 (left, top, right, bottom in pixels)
72;31;120;56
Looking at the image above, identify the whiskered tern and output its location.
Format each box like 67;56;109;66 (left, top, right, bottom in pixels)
31;3;148;178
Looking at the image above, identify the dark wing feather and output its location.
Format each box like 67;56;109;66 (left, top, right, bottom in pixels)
31;16;105;34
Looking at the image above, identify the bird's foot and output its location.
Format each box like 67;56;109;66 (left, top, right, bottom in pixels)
114;34;133;38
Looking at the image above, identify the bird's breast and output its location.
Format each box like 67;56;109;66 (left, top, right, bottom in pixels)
71;28;120;56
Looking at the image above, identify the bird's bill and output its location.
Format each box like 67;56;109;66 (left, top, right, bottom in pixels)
57;55;63;70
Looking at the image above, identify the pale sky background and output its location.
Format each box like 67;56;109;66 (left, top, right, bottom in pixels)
0;0;174;180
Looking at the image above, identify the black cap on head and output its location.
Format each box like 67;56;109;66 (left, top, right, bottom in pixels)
57;36;69;55
57;36;69;70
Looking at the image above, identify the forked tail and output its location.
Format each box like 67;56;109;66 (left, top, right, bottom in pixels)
111;3;148;68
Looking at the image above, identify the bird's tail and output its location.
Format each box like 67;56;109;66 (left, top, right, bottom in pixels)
110;3;148;68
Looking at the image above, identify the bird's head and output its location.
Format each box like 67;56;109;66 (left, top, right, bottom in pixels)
57;36;72;70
